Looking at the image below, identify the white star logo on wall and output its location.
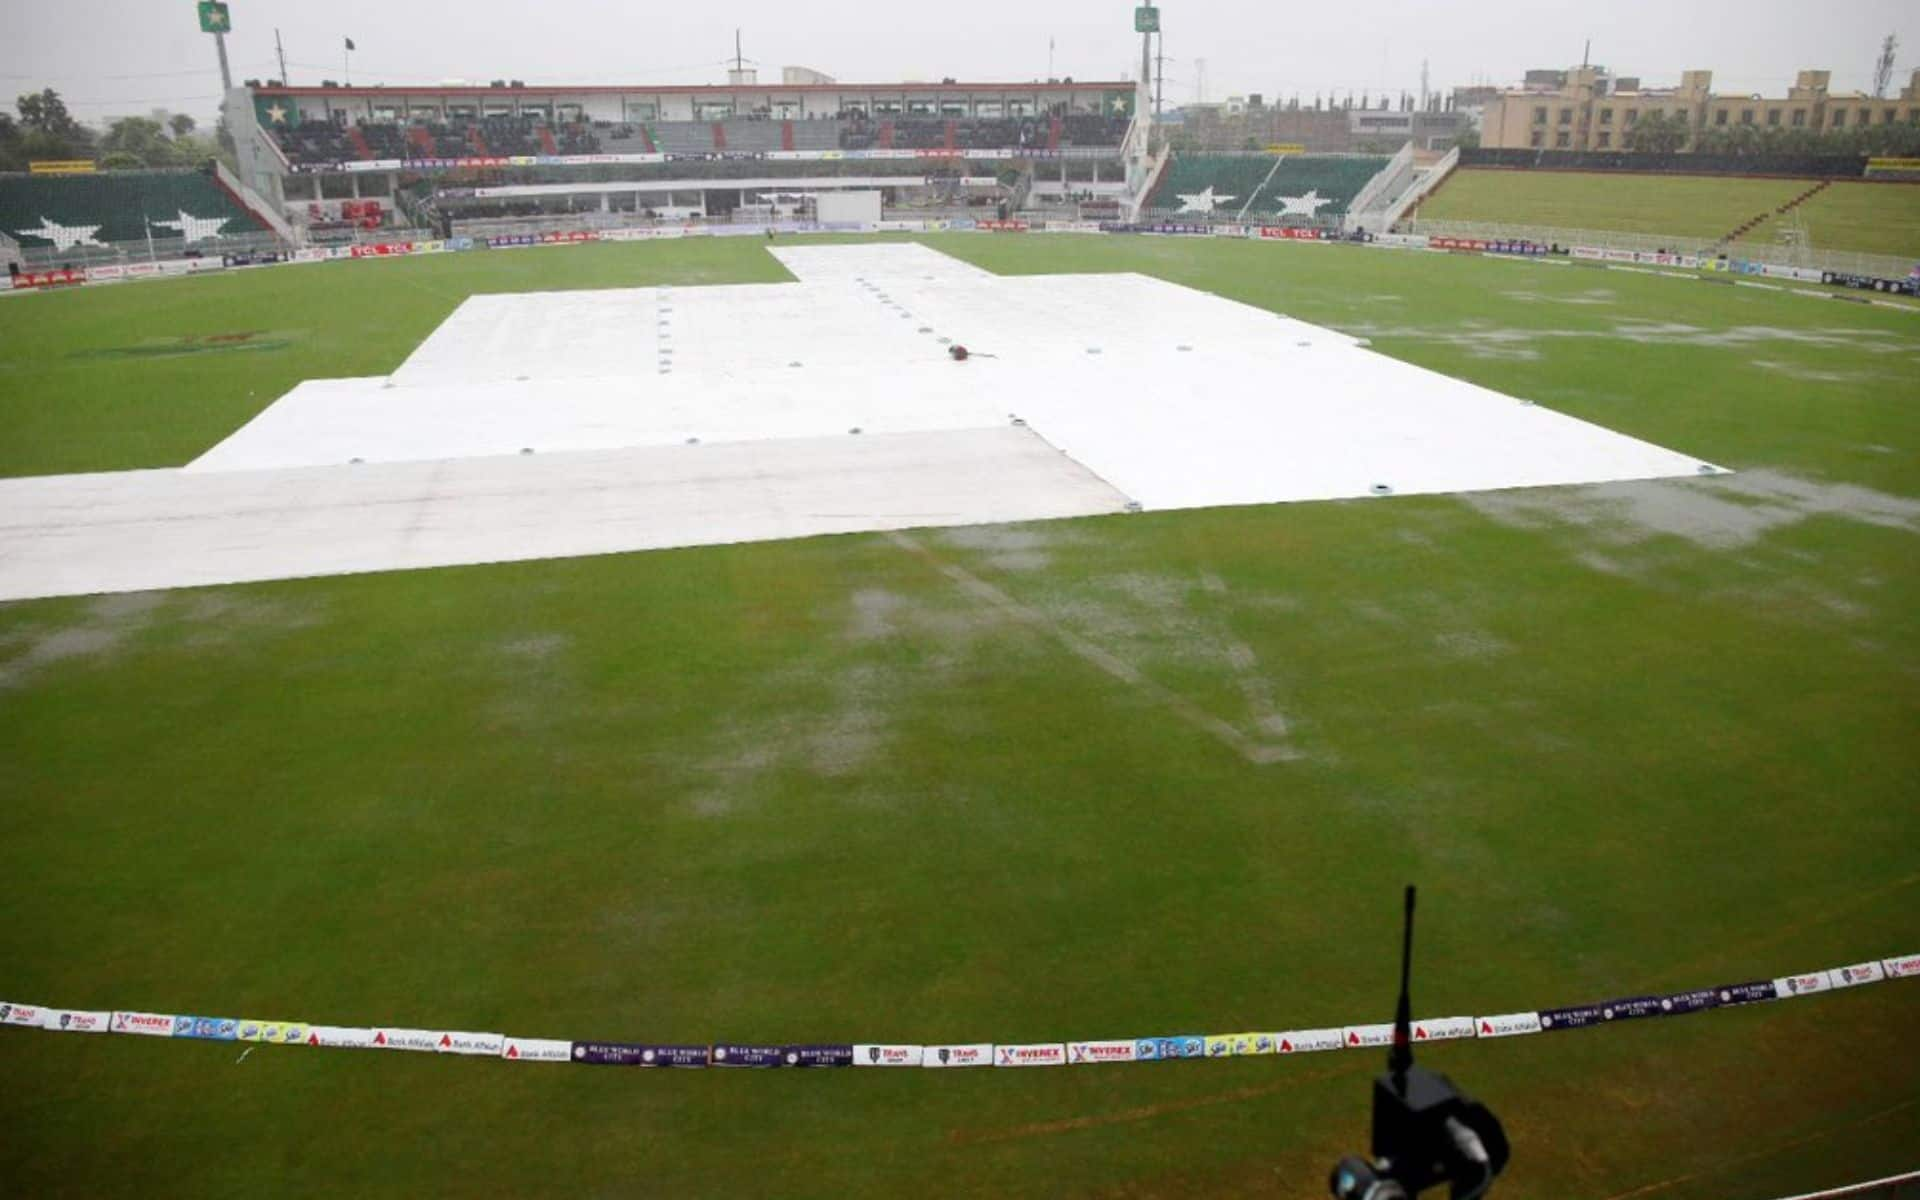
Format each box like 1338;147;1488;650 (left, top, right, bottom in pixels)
14;216;106;251
1174;186;1235;214
1273;190;1332;218
151;210;234;243
265;103;288;124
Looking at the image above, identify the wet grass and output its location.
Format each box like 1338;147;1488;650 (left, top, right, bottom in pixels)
1;234;1917;1198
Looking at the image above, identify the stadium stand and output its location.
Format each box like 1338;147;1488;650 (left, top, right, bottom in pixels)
263;112;1130;168
1144;153;1389;219
653;121;720;154
1145;155;1276;212
276;120;356;166
0;167;267;249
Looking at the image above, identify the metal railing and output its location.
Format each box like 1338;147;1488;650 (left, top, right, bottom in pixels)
1406;217;1918;279
13;225;398;270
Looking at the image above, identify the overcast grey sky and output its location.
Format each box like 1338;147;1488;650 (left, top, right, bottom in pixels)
5;0;1915;124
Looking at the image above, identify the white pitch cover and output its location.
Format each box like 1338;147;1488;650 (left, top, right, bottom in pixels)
1410;1016;1477;1043
500;1037;573;1063
437;1031;506;1056
1068;1039;1137;1064
109;1011;177;1037
995;1043;1067;1067
1342;1024;1396;1049
1474;1013;1543;1039
0;245;1723;603
1773;972;1836;999
921;1043;993;1068
853;1044;924;1067
1829;962;1887;988
1275;1029;1345;1054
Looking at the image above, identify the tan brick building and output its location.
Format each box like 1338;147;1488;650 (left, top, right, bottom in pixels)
1481;67;1920;151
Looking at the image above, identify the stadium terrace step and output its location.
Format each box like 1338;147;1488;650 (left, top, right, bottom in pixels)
1146;153;1390;222
0;168;263;251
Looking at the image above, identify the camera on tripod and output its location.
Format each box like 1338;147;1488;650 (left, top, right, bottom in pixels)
1329;887;1510;1200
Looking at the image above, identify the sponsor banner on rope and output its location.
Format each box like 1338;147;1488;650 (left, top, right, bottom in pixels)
237;1019;309;1044
922;1043;993;1068
996;1043;1067;1067
306;1025;376;1049
1204;1032;1276;1056
1657;988;1721;1017
437;1031;506;1056
1275;1028;1345;1054
1343;1023;1396;1048
1596;997;1665;1022
1537;1005;1606;1032
111;1011;176;1037
1134;1034;1206;1061
855;1044;924;1067
500;1037;573;1063
1474;1012;1542;1039
1410;1017;1476;1043
0;1003;48;1028
1773;971;1835;998
1882;953;1920;979
49;1010;112;1034
1715;980;1779;1006
173;1015;240;1041
1067;1039;1137;1065
711;1044;785;1067
571;1041;649;1066
781;1044;855;1068
572;1042;710;1067
1828;962;1887;989
370;1027;442;1052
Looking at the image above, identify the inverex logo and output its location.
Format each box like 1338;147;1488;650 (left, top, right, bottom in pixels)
995;1043;1065;1067
1068;1040;1136;1064
110;1011;176;1037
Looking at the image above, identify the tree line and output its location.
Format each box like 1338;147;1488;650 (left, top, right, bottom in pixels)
1;88;234;172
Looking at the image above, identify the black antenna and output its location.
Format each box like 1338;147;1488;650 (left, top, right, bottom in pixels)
1388;884;1415;1082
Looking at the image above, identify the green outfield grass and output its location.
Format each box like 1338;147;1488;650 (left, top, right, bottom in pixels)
2;236;1918;1199
1418;168;1920;259
1737;181;1920;261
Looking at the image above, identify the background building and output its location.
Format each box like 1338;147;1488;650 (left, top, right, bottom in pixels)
1481;66;1920;152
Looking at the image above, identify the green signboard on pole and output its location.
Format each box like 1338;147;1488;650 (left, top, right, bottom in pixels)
1134;5;1159;33
197;1;231;34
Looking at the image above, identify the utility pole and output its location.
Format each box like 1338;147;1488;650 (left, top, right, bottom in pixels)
1154;35;1166;116
275;28;289;85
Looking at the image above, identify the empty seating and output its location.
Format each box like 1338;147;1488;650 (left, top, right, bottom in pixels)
1146;154;1390;219
1;167;264;249
1146;155;1277;213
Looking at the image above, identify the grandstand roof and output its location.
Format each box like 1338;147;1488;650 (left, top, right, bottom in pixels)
251;81;1132;97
